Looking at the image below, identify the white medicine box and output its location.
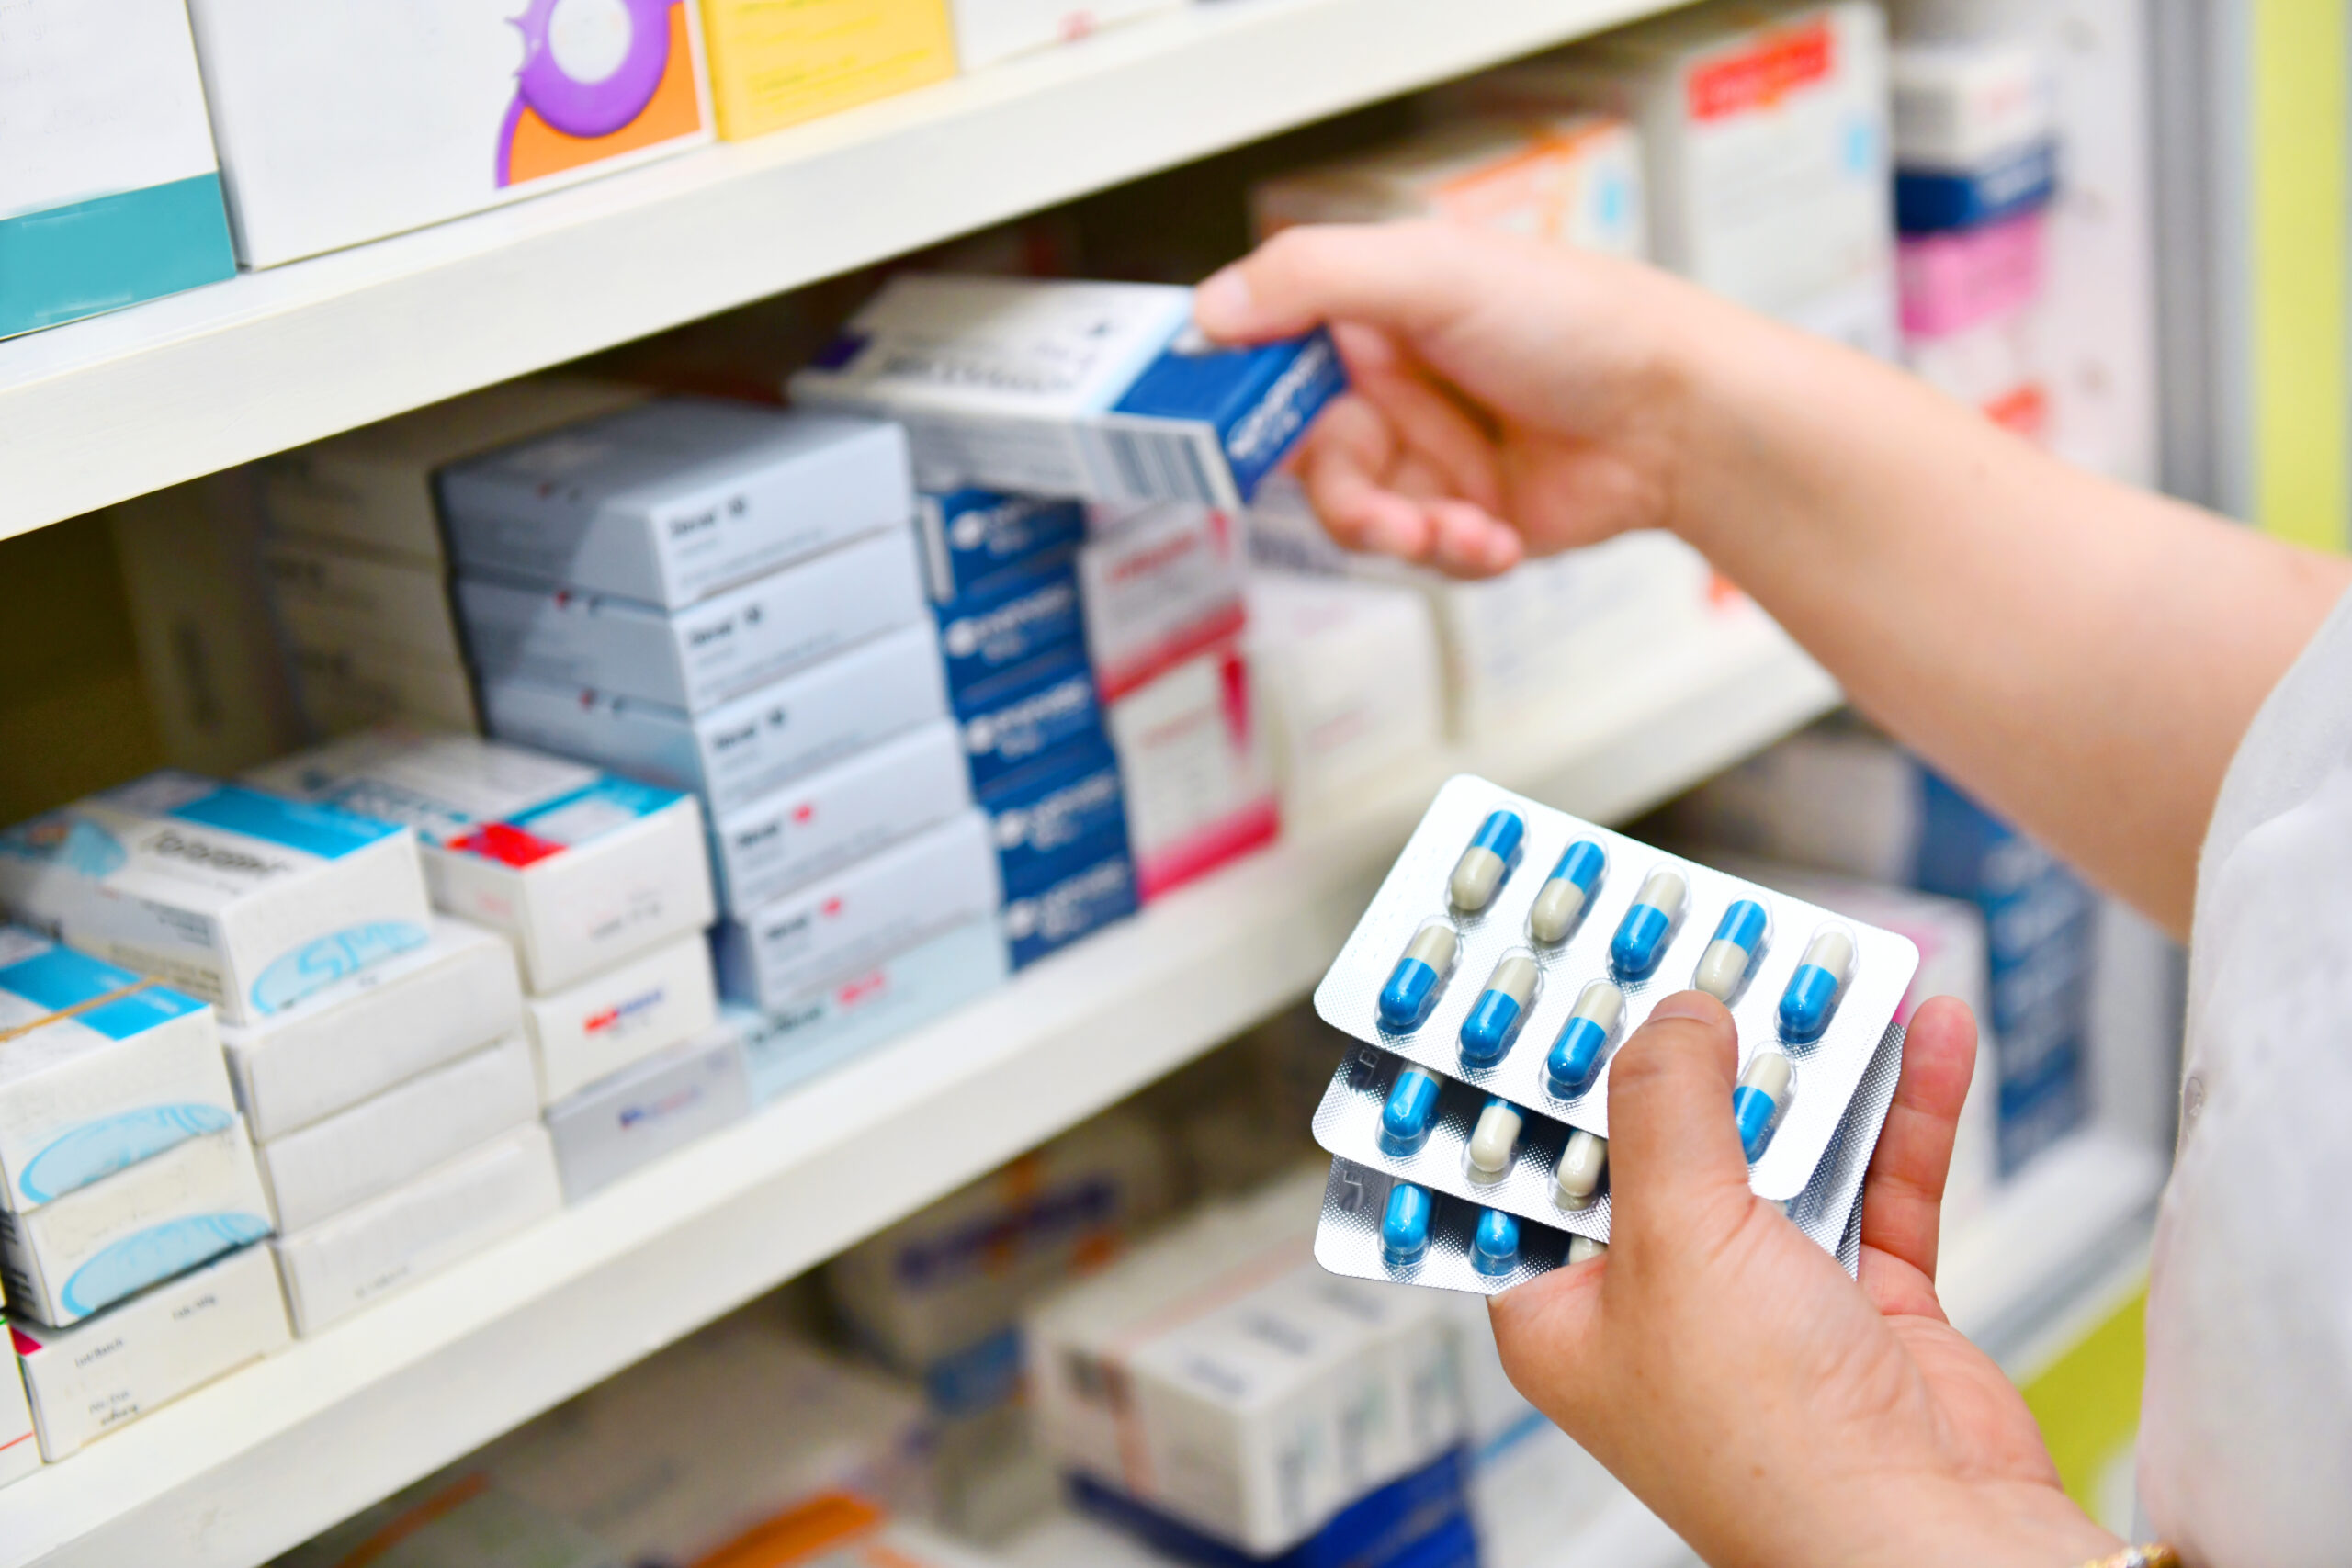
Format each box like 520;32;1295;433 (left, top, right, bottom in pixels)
183;0;715;267
950;0;1187;71
247;730;714;995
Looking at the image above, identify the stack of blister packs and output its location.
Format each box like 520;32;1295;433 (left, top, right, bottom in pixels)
1308;776;1918;1294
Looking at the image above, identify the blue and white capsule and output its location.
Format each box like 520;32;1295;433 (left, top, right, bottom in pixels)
1733;1051;1795;1163
1464;1099;1524;1185
1553;1129;1608;1212
1609;868;1689;980
1449;810;1525;912
1777;925;1857;1044
1567;1234;1608;1265
1472;1208;1521;1277
1380;1067;1443;1155
1382;1182;1434;1268
1544;979;1625;1100
1528;840;1608;944
1377;920;1460;1031
1459;951;1542;1067
1693;900;1770;1002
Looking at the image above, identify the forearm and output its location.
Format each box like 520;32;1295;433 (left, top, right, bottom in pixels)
1659;303;2351;937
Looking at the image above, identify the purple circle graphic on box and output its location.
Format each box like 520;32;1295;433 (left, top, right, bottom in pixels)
510;0;673;139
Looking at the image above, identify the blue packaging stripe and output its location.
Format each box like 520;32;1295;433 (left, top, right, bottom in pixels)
75;989;209;1040
933;560;1086;694
1894;141;2058;233
0;173;235;339
1113;327;1349;502
511;774;689;832
922;490;1088;604
0;944;144;1012
170;784;406;859
1006;849;1138;970
956;651;1108;794
981;743;1128;896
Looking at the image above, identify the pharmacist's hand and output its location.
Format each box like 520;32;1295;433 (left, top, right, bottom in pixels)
1487;994;2121;1568
1194;222;1716;577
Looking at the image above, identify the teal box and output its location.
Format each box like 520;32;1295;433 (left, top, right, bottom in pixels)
1;174;236;339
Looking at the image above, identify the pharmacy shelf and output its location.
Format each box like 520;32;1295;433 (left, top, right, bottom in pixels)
0;0;1684;543
0;607;1835;1568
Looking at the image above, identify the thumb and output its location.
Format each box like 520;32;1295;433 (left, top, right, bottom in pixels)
1603;992;1756;1254
1194;222;1478;344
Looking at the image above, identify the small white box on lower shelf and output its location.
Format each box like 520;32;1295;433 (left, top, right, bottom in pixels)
271;1123;561;1337
255;1034;539;1234
524;935;719;1106
11;1243;289;1461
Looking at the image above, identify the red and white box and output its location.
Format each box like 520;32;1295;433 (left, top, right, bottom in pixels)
1105;642;1278;900
1080;502;1249;702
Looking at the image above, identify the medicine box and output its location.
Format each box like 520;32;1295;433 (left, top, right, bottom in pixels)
524;933;718;1105
263;537;468;669
1245;571;1444;814
259;378;650;568
701;0;956;140
1104;643;1278;900
288;644;482;738
1003;846;1137;971
1250;112;1646;256
544;1026;750;1201
1473;3;1893;344
1891;39;2054;175
273;1122;561;1337
248;730;714;996
220;916;523;1142
0;1121;271;1327
955;650;1109;795
458;526;926;712
917;490;1088;604
711;719;970;917
437;400;913;608
949;0;1185;72
1069;1450;1476;1568
980;743;1127;897
0;928;231;1213
0;1334;30;1487
0;0;235;338
1079;501;1248;700
729;915;1010;1103
933;559;1086;697
10;1241;290;1461
255;1033;538;1234
790;276;1345;511
0;772;433;1027
714;809;1000;1012
183;0;714;267
481;622;950;820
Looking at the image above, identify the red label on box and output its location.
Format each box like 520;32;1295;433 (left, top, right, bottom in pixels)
450;821;567;868
1689;19;1836;121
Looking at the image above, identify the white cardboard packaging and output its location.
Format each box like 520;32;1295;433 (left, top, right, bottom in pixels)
9;1242;289;1461
711;720;970;917
543;1028;752;1201
715;810;1001;1013
255;1034;539;1234
183;0;714;267
288;641;482;738
1890;39;2054;173
1027;1167;1464;1555
1104;643;1278;901
0;1337;32;1486
437;399;913;608
458;527;926;712
949;0;1185;72
481;622;951;820
1474;3;1894;348
1250;113;1647;256
272;1123;561;1337
248;730;714;996
790;276;1344;511
219;917;523;1143
1244;573;1443;815
525;934;718;1105
0;772;433;1027
263;538;467;668
1079;502;1249;701
0;1122;271;1327
0;927;232;1214
258;378;650;567
730;916;1011;1104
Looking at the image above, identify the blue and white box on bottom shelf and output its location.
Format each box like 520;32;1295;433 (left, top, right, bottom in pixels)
544;1027;753;1201
956;651;1108;797
0;927;232;1214
0;772;432;1027
933;558;1085;697
522;934;719;1106
917;490;1088;604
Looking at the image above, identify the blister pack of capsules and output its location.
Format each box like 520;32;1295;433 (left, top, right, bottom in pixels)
1308;776;1917;1295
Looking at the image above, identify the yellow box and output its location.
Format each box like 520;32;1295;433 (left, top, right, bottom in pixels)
701;0;957;139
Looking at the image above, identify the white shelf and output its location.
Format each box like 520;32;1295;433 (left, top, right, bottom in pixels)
0;607;1835;1568
0;0;1685;543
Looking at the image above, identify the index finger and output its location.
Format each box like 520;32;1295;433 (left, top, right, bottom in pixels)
1194;222;1481;344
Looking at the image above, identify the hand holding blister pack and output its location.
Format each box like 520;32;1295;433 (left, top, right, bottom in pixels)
1309;776;1917;1295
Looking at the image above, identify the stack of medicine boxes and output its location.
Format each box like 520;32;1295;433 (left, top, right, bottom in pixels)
255;378;648;738
922;490;1140;965
434;397;1005;1106
245;728;720;1213
1889;36;2060;436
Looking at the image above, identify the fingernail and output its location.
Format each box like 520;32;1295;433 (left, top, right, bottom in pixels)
1645;990;1725;1026
1194;266;1252;330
